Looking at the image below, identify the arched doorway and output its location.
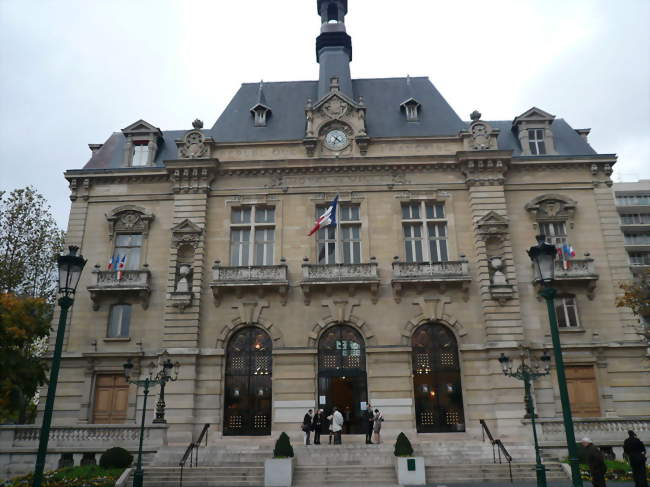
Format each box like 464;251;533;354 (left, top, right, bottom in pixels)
411;322;465;433
223;327;272;436
318;325;367;434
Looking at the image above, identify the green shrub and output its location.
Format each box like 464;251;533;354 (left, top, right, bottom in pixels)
1;465;123;487
394;432;414;457
99;447;133;469
273;432;294;458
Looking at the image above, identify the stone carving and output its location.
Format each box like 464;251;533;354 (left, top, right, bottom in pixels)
475;211;509;242
323;98;349;119
489;257;508;286
192;119;203;129
106;205;154;240
471;122;491;150
175;265;191;293
178;130;210;159
170;219;203;248
525;194;577;224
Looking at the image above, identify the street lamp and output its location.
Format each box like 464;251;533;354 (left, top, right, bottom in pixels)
528;235;583;487
123;355;180;487
152;351;180;424
499;349;552;487
33;246;87;487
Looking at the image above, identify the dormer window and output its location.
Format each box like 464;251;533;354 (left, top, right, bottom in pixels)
132;142;150;166
251;106;271;127
528;129;546;155
401;99;421;122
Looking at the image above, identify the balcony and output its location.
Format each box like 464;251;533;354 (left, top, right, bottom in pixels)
87;266;151;310
391;258;471;302
536;417;650;448
210;262;289;305
533;256;598;299
300;259;379;304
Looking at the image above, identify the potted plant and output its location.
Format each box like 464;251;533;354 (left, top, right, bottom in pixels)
265;432;294;487
394;432;425;485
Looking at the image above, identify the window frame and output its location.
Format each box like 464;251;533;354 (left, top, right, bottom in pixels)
555;296;581;329
316;203;362;265
229;206;276;266
538;221;568;246
112;233;143;271
131;141;150;167
401;201;449;263
107;304;131;338
528;128;547;155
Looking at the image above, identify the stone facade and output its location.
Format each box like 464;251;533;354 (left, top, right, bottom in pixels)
2;0;649;480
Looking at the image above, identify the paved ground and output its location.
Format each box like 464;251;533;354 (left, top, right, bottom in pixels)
419;482;630;487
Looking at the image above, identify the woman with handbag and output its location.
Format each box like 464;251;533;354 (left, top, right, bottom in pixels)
372;409;384;444
302;409;313;445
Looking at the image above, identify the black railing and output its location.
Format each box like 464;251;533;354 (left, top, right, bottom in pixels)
480;419;513;483
179;423;210;487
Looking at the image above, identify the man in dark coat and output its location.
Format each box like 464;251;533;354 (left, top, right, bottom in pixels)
312;409;324;445
580;437;607;487
302;409;313;445
624;430;648;487
362;404;374;444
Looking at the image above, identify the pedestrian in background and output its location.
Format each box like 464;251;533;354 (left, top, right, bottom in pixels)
363;404;374;444
302;409;313;445
580;437;607;487
623;430;647;487
330;406;344;445
372;409;384;444
312;409;324;445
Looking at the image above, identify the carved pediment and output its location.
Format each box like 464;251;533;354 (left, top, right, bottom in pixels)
176;129;215;159
461;111;500;151
513;107;556;125
526;194;577;221
121;119;161;137
106;205;154;239
171;219;203;248
476;211;509;239
314;91;355;120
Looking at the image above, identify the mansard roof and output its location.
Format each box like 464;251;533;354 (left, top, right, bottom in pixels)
82;77;597;170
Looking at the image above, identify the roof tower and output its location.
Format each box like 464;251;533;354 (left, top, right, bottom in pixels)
316;0;352;100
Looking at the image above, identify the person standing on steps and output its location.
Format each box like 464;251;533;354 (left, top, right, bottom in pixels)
580;437;607;487
302;409;313;445
363;404;374;444
372;409;384;444
312;409;324;445
623;430;647;487
330;406;344;445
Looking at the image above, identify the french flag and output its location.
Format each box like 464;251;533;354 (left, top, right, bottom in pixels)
107;255;118;271
308;195;338;236
117;255;127;280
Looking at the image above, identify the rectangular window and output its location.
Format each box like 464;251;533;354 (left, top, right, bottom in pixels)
402;201;448;263
131;142;150;166
107;304;131;337
539;222;568;246
629;252;650;265
624;232;650;244
316;204;361;264
616;194;650;206
113;234;142;270
555;296;580;328
230;206;275;266
621;213;650;225
528;129;546;155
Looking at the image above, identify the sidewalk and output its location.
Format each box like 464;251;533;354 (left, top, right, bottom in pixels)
420;482;629;487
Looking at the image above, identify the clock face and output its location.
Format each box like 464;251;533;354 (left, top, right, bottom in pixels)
324;130;348;150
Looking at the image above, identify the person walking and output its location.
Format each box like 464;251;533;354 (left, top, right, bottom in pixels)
623;430;647;487
330;406;344;445
302;409;313;445
312;409;324;445
363;404;374;444
580;437;607;487
372;409;384;445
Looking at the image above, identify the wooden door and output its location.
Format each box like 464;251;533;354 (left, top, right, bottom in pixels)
566;365;601;417
92;375;129;424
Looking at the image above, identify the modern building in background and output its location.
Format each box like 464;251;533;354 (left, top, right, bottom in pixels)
1;0;648;480
614;180;650;272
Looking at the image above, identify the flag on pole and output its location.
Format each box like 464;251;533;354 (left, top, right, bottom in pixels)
107;255;115;271
117;255;127;280
308;195;339;236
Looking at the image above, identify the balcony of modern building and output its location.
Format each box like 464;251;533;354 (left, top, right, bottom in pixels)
391;256;471;303
209;261;289;305
87;264;152;310
300;258;379;304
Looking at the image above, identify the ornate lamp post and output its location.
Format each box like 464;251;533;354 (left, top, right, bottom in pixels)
33;246;87;487
123;356;180;487
499;349;551;487
528;235;583;487
152;351;180;424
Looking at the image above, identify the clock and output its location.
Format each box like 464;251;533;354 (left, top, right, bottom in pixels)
324;129;348;150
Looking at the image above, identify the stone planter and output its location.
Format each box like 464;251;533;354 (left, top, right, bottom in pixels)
264;457;293;487
395;456;425;485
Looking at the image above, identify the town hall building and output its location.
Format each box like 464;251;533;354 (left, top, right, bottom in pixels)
2;0;648;481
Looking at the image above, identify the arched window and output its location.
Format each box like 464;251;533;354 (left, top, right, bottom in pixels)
317;325;367;434
223;327;272;436
412;322;465;433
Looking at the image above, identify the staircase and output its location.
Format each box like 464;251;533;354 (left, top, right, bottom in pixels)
125;465;264;486
426;462;568;482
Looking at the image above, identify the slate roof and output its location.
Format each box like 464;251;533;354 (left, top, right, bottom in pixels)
82;77;597;170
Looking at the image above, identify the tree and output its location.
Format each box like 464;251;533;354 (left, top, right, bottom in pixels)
0;186;65;302
616;269;650;342
0;293;52;423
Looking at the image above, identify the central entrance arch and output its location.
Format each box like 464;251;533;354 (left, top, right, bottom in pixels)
318;325;368;434
223;327;272;436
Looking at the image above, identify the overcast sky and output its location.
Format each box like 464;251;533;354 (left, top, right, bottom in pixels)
1;0;648;228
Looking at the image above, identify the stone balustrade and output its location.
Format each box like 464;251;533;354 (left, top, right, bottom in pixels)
536;417;650;447
553;257;598;280
87;266;152;310
391;259;471;302
210;262;289;305
300;260;379;304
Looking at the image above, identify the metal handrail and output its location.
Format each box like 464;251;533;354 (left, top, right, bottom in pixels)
179;424;210;487
479;419;513;483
